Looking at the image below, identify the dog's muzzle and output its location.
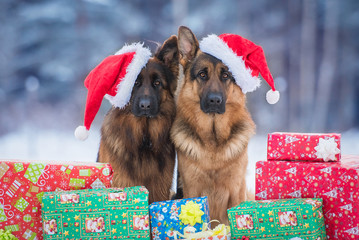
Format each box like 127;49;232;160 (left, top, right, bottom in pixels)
201;92;225;114
133;96;159;117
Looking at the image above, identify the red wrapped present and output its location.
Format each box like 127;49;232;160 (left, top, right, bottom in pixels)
255;155;359;240
0;159;113;240
267;132;341;162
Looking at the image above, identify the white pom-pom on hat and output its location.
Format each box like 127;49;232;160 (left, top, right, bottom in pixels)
75;126;89;141
266;89;280;104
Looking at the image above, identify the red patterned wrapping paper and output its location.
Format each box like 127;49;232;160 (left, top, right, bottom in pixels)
267;132;341;162
255;155;359;240
0;159;113;240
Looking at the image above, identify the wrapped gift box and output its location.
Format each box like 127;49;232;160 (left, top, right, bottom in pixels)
41;186;149;240
149;197;210;240
256;155;359;239
267;132;341;162
0;159;113;240
227;198;326;240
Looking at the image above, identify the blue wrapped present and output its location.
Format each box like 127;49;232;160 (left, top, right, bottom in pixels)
149;197;210;240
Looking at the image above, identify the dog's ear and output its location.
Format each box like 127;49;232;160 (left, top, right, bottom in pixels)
178;26;199;64
155;35;179;69
155;35;179;94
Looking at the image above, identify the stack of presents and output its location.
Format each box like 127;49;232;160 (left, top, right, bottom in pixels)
255;132;359;239
0;132;358;239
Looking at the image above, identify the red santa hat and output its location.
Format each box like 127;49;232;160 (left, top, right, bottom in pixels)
199;34;279;104
75;42;151;140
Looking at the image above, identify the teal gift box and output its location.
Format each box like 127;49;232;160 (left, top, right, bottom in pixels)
41;186;150;239
149;197;210;240
227;198;327;240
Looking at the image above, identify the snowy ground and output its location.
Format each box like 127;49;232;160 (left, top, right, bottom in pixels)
1;126;359;192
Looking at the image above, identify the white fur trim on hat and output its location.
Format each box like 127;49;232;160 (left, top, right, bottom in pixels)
105;42;151;108
200;35;260;94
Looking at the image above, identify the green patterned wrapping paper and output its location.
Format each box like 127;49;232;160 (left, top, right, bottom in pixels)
41;186;150;239
227;198;327;240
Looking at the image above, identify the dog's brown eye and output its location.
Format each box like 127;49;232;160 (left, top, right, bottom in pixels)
222;72;229;79
135;80;140;86
154;79;161;86
199;71;207;80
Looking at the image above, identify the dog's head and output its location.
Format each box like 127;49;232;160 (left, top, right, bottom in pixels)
177;26;246;114
131;36;178;117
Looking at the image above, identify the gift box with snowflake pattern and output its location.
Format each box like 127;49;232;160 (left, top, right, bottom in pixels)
256;155;359;239
267;132;341;162
227;198;326;240
0;159;113;240
41;186;149;240
149;197;210;240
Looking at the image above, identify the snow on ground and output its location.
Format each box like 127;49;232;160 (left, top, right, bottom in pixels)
0;125;102;163
0;126;359;192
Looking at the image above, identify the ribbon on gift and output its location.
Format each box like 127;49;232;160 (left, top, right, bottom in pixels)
174;220;230;240
37;164;50;187
314;137;340;161
179;201;204;226
0;229;18;240
0;198;14;221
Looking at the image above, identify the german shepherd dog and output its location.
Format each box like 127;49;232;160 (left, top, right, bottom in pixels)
98;36;179;203
171;27;255;224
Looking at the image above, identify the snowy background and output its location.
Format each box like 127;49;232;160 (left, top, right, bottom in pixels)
1;0;359;190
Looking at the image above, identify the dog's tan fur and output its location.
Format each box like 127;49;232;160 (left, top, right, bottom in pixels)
171;27;255;224
98;36;179;204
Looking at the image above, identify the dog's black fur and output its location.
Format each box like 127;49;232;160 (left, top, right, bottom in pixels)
98;36;179;204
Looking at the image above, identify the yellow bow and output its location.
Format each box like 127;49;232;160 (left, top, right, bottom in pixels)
179;201;204;226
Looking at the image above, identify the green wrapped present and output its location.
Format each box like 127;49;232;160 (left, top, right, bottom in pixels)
41;186;150;239
227;198;327;240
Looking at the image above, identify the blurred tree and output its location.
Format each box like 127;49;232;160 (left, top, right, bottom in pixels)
299;0;316;131
287;0;302;131
312;0;339;131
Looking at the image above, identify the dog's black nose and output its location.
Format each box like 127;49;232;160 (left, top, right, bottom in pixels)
133;95;159;117
139;98;151;110
207;92;223;105
201;92;225;114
